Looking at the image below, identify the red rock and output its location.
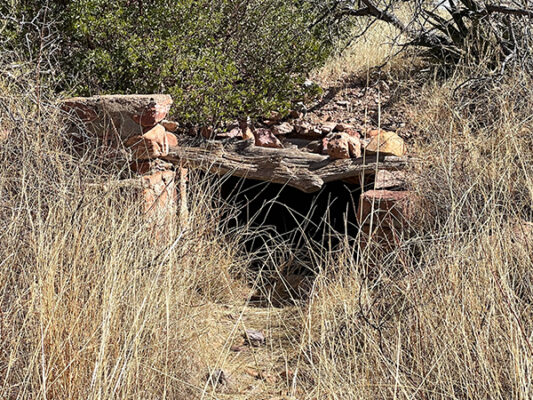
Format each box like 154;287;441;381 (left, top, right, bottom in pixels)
60;94;172;140
334;123;352;132
132;98;172;127
325;132;361;160
60;101;98;122
320;121;337;134
344;128;361;139
293;121;323;140
217;127;243;139
125;124;178;159
364;128;385;138
321;136;330;155
373;170;407;190
139;169;177;240
160;120;179;132
130;159;173;175
254;128;283;148
294;120;312;135
357;190;412;228
364;130;405;157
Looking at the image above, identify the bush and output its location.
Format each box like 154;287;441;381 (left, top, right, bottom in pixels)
3;0;332;124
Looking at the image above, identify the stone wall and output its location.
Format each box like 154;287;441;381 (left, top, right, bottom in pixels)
61;93;411;249
61;94;182;239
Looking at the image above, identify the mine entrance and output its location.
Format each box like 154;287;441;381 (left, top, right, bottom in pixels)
219;176;365;274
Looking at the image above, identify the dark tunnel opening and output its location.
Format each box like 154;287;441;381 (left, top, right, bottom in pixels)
219;175;366;276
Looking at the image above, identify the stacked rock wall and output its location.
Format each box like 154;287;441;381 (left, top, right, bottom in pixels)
357;170;412;253
61;94;182;239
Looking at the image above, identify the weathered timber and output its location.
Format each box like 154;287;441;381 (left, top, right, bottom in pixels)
163;138;408;193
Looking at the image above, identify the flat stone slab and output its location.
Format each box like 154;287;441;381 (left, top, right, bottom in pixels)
60;94;172;141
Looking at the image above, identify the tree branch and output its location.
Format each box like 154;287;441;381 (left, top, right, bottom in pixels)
486;5;533;18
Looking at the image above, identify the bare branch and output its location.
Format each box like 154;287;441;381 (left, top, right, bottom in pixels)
486;4;533;18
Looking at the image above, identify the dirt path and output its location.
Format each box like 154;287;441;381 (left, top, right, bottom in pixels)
195;296;307;400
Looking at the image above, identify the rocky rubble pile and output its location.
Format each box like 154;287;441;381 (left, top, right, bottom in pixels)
168;110;406;160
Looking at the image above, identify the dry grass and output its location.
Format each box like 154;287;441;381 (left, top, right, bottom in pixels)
293;45;533;398
1;13;532;400
312;19;402;84
0;69;250;398
311;4;421;86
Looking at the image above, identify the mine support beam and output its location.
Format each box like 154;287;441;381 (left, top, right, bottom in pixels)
163;139;408;193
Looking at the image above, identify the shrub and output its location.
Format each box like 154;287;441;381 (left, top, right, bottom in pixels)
3;0;332;124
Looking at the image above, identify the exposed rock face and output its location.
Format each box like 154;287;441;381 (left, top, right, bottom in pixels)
357;189;412;228
60;94;172;141
216;127;243;139
61;94;182;242
293;121;322;139
132;99;172;127
129;159;174;175
334;123;351;132
272;122;294;136
373;170;407;190
160;119;179;132
61;93;410;252
320;121;337;134
140;169;178;239
357;189;413;254
364;130;406;157
364;128;385;138
141;170;177;213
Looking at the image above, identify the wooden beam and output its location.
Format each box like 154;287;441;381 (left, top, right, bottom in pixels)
163;139;408;193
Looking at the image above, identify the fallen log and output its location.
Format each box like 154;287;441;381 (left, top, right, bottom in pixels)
163;138;408;193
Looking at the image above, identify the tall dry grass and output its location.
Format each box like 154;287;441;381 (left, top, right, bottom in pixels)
0;64;252;398
290;66;533;398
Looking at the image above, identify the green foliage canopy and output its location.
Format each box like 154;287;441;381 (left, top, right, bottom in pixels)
3;0;333;124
